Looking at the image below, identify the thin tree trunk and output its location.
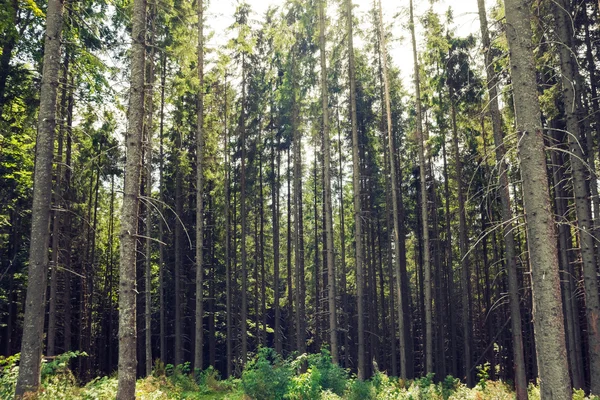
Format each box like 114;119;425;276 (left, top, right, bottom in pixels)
240;53;248;366
224;75;232;376
503;0;571;396
47;43;70;357
144;7;155;376
408;0;432;375
194;0;205;374
552;1;600;391
116;0;145;395
317;1;338;356
292;51;306;355
345;0;366;379
287;146;294;353
377;0;407;377
449;99;472;386
158;50;167;364
15;0;64;395
476;0;527;395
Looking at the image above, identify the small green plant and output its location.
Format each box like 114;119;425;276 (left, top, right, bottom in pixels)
153;359;166;377
165;363;175;376
439;375;460;399
476;362;490;390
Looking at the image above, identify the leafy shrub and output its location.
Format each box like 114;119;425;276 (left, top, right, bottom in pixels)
242;347;292;400
306;349;347;396
286;369;321;400
41;351;87;380
347;379;376;400
0;354;20;400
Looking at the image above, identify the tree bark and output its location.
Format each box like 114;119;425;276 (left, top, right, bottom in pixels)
503;0;571;396
194;0;205;374
15;0;64;396
345;0;366;379
376;0;407;378
408;0;432;375
552;1;600;392
476;0;527;396
318;0;338;362
116;0;145;395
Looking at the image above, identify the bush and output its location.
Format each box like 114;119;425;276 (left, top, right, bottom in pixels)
242;347;292;400
306;349;348;396
347;379;376;400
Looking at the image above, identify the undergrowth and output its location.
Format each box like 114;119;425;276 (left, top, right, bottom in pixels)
1;349;599;399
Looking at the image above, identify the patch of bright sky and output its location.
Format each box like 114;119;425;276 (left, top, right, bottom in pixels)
205;0;483;87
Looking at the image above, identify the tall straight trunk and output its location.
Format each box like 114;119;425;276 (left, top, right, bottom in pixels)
345;0;365;379
224;76;232;376
292;54;306;355
449;100;472;386
272;127;282;354
336;102;349;367
317;1;338;357
503;0;571;397
174;125;183;366
476;0;527;396
442;139;457;378
553;1;600;392
15;0;64;396
287;147;294;353
144;8;155;376
259;131;266;347
116;0;145;395
194;0;205;373
551;130;584;389
47;43;70;357
240;53;248;366
376;0;406;377
313;149;321;351
159;51;167;364
408;0;432;374
63;77;75;355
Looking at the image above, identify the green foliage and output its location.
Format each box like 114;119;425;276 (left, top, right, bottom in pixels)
41;351;87;380
241;347;292;400
0;354;19;399
476;362;490;391
347;379;376;400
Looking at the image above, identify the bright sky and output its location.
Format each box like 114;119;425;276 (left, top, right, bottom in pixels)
205;0;482;86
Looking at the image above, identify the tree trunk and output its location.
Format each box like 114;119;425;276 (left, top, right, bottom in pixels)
144;7;155;376
552;1;600;392
476;0;527;396
345;0;366;379
377;0;407;377
408;0;432;375
158;50;167;364
15;0;64;396
449;99;472;386
292;51;306;355
317;0;338;360
116;0;145;395
224;75;232;376
240;52;248;366
503;0;571;396
194;0;205;374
